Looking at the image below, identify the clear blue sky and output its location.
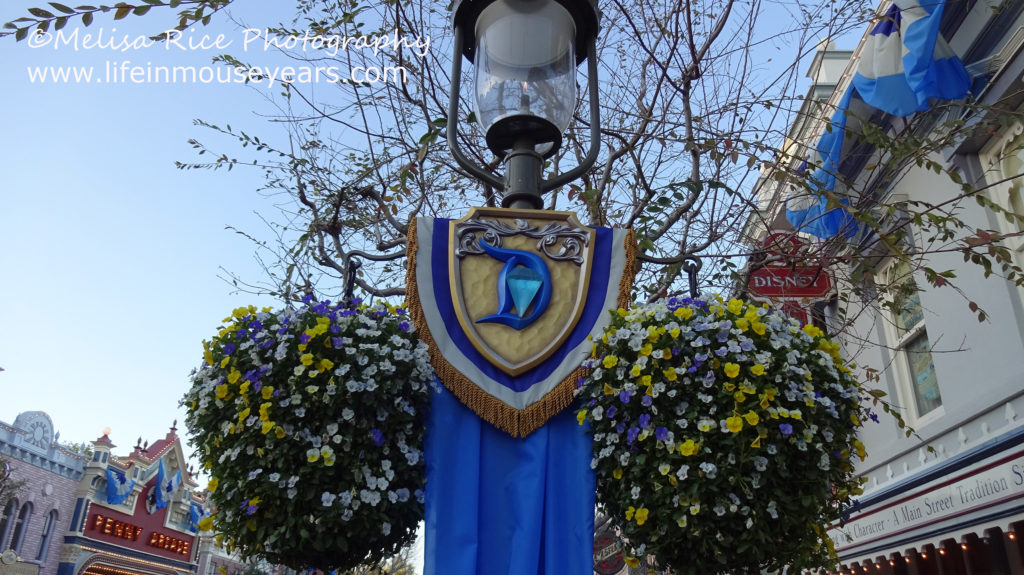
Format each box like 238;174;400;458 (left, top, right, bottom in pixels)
0;1;297;460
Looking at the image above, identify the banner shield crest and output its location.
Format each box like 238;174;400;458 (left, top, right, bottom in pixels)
407;207;636;437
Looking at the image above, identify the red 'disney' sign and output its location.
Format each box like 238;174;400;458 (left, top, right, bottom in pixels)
748;266;832;299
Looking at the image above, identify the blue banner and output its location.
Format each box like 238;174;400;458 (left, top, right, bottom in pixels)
424;386;596;575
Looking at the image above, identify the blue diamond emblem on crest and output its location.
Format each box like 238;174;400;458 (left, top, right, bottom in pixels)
507;267;543;317
476;239;552;330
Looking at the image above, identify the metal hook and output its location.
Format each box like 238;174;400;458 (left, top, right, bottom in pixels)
342;257;363;308
681;256;702;300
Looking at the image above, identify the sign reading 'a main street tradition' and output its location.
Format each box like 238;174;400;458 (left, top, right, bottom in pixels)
830;448;1024;553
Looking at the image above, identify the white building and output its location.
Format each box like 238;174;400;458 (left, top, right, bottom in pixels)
746;2;1024;573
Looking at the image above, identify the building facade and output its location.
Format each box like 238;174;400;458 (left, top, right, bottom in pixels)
58;423;201;575
0;411;87;575
1;412;206;575
747;2;1024;573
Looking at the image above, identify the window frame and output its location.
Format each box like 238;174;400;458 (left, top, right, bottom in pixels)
875;259;944;425
36;509;58;562
979;118;1024;261
9;501;33;554
0;499;16;550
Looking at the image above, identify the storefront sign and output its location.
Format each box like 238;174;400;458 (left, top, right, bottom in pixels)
89;512;191;556
593;527;625;575
831;448;1024;551
748;266;832;298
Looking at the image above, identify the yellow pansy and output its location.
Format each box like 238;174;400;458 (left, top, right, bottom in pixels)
239;380;250;395
670;328;680;338
300;353;314;366
854;440;867;460
790;410;803;420
727;298;744;315
227;369;241;384
198;516;214;531
207;477;219;492
215;384;228;399
752;322;767;336
318;358;334;371
678;439;697;456
750;364;765;376
625;557;640;568
617;308;628;317
274;426;286;439
802;324;824;338
734;391;747;403
603;384;615;396
640;375;652;388
724;363;740;378
603;355;619;369
261;386;274;400
635;508;649;525
576;410;587;425
261;421;274;434
743;411;760;426
735;318;749;331
613;468;623;479
203;342;214;365
219;357;230;369
625;506;635;521
674;307;693;320
237;407;251;422
663;368;677;382
631;364;642;378
726;416;743;433
640;343;653;356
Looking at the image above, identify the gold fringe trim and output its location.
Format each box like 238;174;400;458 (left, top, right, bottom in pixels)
406;219;639;438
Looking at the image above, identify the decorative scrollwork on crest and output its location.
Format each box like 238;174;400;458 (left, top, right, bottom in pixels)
455;218;590;264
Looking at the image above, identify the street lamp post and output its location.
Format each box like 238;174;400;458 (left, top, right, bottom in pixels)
447;0;602;210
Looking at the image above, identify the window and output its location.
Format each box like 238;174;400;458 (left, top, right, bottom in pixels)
879;260;942;420
36;510;58;561
0;500;15;549
10;502;33;553
980;119;1024;269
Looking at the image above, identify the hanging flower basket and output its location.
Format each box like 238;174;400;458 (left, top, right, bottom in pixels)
577;297;870;574
182;298;435;571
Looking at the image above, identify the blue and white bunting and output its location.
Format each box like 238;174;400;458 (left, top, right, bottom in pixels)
105;467;135;505
786;0;970;238
189;502;207;533
154;459;182;511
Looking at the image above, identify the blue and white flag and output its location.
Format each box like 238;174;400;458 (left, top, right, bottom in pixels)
188;502;207;533
853;0;970;117
786;0;970;238
105;467;135;505
786;89;860;239
154;459;182;511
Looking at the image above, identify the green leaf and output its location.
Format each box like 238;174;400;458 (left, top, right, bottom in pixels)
133;5;150;15
28;7;55;18
113;5;130;19
49;2;75;13
14;26;28;41
54;16;67;29
81;11;92;25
